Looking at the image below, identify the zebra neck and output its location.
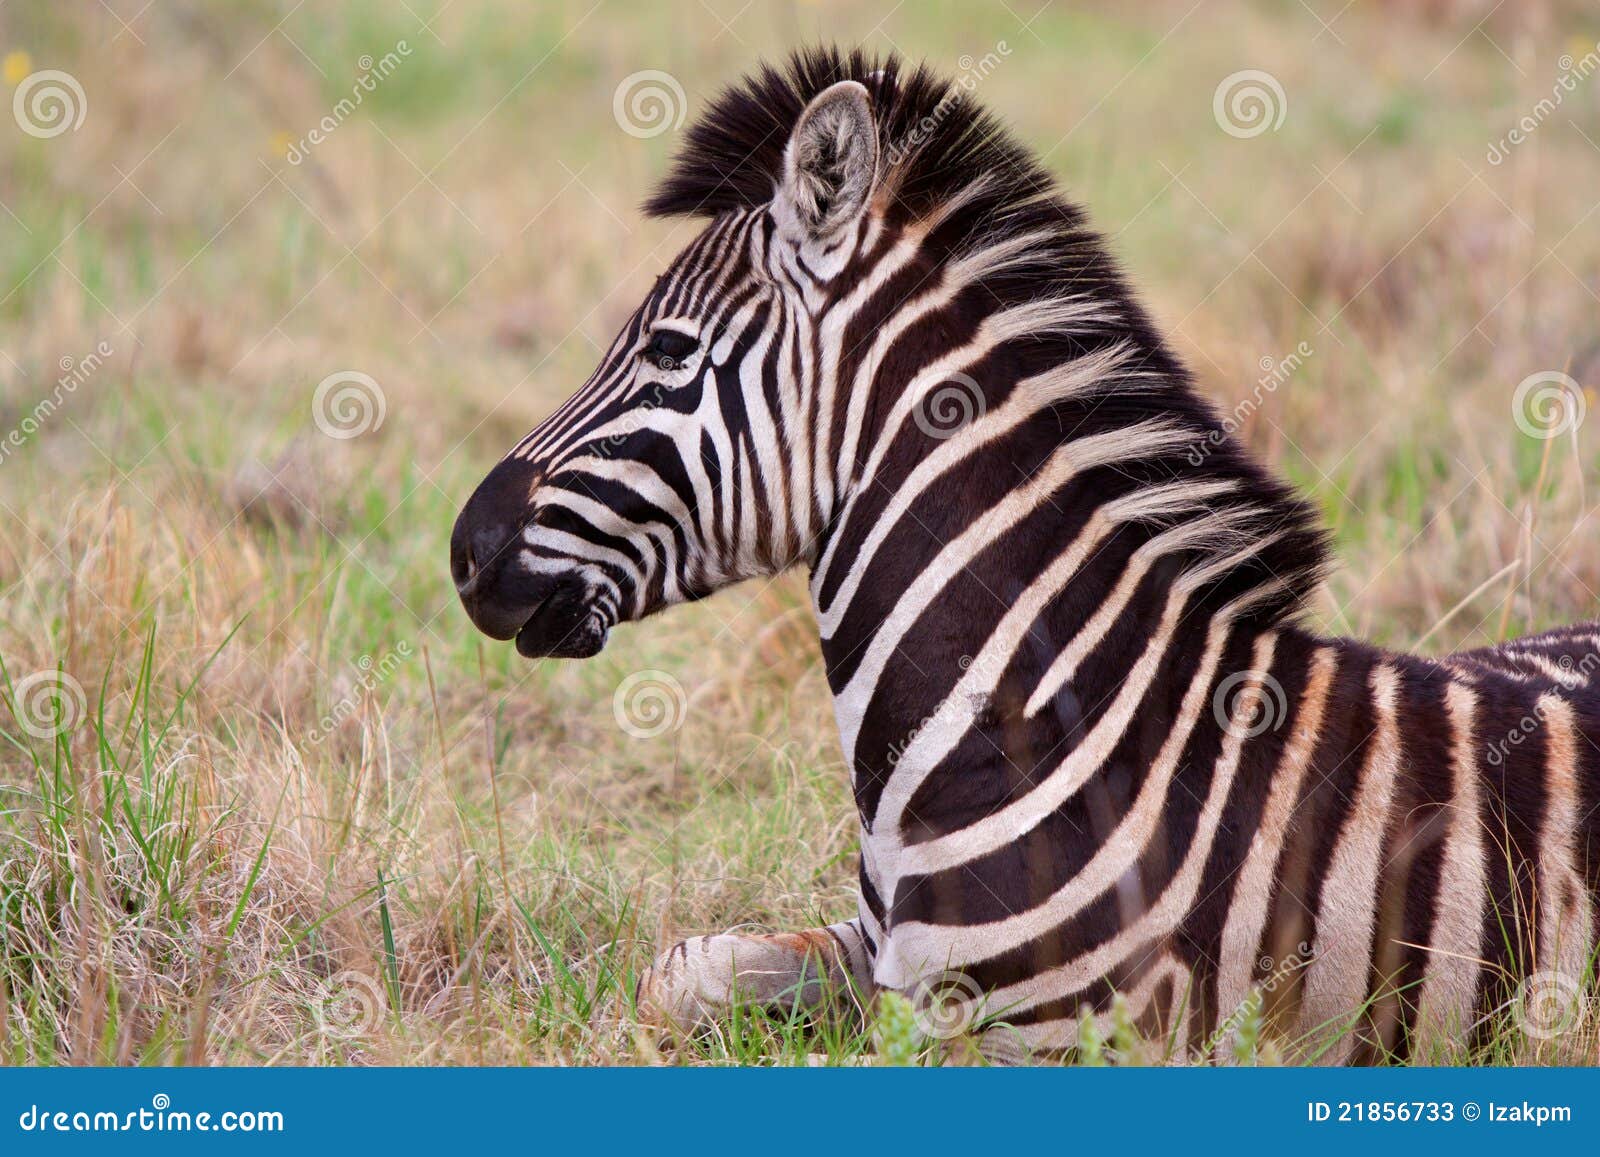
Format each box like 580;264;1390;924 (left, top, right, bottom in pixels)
811;456;1275;804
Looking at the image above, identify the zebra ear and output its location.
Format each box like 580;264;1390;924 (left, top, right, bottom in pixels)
776;80;879;240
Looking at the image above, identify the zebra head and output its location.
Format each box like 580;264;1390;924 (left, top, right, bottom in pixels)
455;49;1328;663
453;64;886;659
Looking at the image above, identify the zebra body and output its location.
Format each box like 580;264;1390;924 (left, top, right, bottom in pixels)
452;51;1600;1062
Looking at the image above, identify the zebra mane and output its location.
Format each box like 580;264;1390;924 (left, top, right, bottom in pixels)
645;47;1047;225
646;47;1333;628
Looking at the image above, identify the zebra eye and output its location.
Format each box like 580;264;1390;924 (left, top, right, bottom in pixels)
643;328;699;372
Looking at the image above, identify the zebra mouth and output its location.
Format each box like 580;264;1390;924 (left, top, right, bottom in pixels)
513;581;610;660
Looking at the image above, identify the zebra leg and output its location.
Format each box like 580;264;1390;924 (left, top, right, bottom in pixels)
636;919;873;1032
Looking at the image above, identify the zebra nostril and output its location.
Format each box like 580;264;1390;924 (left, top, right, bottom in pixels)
451;536;477;592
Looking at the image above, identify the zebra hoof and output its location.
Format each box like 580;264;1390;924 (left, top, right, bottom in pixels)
635;936;734;1035
635;931;842;1035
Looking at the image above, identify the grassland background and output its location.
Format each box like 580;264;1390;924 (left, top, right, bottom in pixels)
1;0;1598;1064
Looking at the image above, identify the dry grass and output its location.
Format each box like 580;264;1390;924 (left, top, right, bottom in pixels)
0;0;1598;1064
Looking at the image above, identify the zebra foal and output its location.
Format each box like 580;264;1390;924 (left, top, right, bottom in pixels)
451;50;1600;1063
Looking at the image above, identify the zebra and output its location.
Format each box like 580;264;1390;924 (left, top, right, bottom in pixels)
451;49;1600;1063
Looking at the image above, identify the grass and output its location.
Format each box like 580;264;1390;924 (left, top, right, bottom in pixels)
1;0;1599;1064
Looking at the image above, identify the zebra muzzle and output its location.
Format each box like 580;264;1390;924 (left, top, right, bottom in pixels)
453;473;610;659
511;573;609;660
453;531;608;659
